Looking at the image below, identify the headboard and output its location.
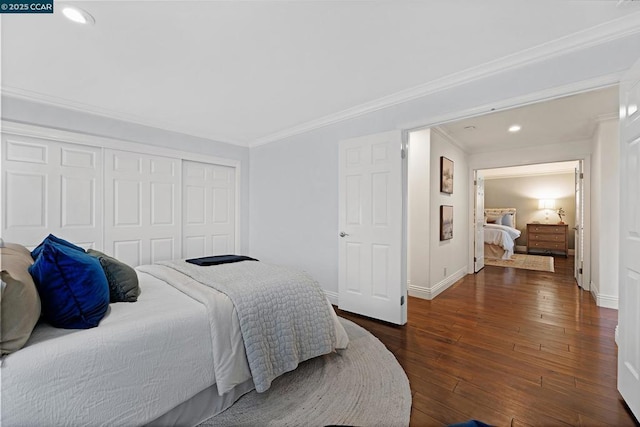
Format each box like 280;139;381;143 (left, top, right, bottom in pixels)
484;208;517;228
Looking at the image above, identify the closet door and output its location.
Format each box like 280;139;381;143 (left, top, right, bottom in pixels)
1;133;102;249
104;149;181;267
182;160;236;258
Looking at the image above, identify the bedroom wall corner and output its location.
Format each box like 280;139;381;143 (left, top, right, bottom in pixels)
428;129;469;297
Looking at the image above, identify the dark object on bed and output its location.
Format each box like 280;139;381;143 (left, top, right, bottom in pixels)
87;249;141;302
29;237;109;329
186;255;258;266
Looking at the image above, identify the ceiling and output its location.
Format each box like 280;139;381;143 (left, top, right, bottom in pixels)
2;1;640;147
437;85;619;155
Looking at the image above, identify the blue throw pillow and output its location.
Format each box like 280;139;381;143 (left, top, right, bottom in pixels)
31;234;85;259
28;240;109;329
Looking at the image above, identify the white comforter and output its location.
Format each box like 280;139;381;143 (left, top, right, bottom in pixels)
1;272;221;426
484;224;521;259
2;265;349;426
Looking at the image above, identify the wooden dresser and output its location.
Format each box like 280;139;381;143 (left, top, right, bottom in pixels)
526;223;569;257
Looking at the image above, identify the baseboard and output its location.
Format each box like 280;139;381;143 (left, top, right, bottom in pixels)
409;266;467;300
408;284;431;300
324;290;339;306
596;294;618;309
590;281;618;309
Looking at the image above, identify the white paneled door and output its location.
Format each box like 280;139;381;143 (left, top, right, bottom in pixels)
104;150;181;267
338;130;406;325
182;161;236;259
618;57;640;421
474;173;485;272
1;134;102;249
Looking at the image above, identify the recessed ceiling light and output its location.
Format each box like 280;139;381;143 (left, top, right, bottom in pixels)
508;124;522;133
62;6;95;25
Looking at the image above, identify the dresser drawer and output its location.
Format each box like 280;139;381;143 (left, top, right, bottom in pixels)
529;233;566;243
528;225;565;234
528;241;566;251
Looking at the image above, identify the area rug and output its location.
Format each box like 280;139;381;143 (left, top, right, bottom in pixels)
198;318;411;427
485;253;554;272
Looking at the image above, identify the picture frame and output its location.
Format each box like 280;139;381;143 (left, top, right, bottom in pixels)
440;205;453;241
440;156;454;194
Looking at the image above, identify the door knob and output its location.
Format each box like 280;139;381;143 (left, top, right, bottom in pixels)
339;232;349;237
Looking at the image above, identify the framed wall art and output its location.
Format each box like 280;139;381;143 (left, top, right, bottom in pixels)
440;205;453;241
440;156;453;194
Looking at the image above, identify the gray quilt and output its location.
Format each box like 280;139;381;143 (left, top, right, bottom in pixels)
158;260;337;393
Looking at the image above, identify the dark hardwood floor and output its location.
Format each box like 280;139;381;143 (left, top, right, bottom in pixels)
336;256;639;426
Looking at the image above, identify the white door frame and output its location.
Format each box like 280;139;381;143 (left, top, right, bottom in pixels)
466;157;591;289
474;172;485;272
574;160;585;289
401;83;607;302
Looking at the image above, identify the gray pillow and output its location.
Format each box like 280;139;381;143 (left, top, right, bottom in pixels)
87;249;140;302
501;213;515;228
1;243;41;355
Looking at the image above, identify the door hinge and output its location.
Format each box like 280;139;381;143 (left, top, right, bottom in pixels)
400;295;405;305
474;180;477;185
580;173;584;179
474;256;477;262
579;268;583;274
401;148;406;159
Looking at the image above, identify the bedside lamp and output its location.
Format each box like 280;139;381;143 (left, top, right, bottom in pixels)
538;199;556;223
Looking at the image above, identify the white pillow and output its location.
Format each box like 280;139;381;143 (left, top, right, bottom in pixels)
501;213;514;228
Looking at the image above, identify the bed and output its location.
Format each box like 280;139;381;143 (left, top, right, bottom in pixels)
483;208;522;260
1;240;349;426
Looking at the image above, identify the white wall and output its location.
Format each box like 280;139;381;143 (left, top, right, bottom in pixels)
428;130;469;298
407;129;431;296
250;35;635;300
590;118;620;308
1;96;252;253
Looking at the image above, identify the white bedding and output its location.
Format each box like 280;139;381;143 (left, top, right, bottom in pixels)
2;264;349;426
137;263;349;395
484;224;521;259
1;271;242;426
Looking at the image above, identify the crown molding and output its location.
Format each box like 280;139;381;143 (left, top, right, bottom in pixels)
3;12;639;148
402;73;622;135
0;120;242;168
596;112;620;123
250;12;640;147
1;87;250;147
429;126;467;153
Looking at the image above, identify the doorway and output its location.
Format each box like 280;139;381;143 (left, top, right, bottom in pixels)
473;160;586;289
403;86;617;302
